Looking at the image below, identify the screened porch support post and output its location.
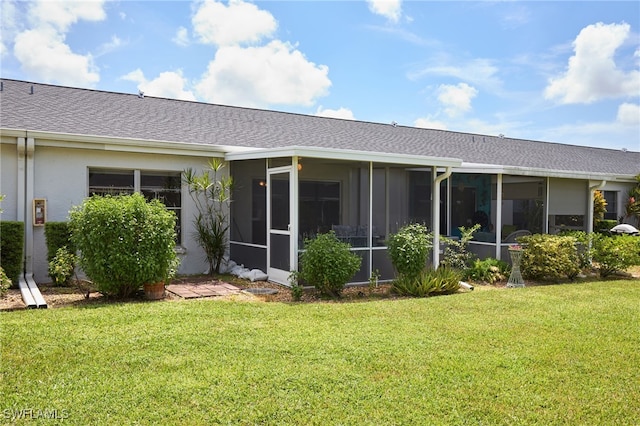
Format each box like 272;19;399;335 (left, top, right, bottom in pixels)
544;177;550;234
432;166;452;268
495;173;503;260
368;161;374;279
292;156;300;273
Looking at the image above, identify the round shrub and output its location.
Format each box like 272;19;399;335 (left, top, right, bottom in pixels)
591;233;640;277
519;234;580;281
69;193;179;298
300;231;361;297
387;223;432;279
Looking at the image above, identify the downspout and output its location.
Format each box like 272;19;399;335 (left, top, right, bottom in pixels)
16;137;36;307
18;134;47;308
495;173;503;260
587;180;606;234
432;166;452;268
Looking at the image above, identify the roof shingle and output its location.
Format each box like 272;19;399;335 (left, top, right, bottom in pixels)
1;79;638;177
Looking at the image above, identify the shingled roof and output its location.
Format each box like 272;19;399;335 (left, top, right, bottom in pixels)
1;79;638;178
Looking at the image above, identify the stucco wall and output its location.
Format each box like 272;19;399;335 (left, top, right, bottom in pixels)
0;139;18;221
3;140;220;283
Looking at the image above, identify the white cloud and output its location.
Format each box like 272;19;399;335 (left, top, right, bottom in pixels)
544;22;640;104
192;0;277;47
437;83;478;118
414;117;447;130
196;40;331;107
11;0;107;86
29;0;106;32
617;103;640;126
367;0;402;23
122;69;196;101
315;107;355;120
410;58;502;93
173;26;190;47
14;27;99;85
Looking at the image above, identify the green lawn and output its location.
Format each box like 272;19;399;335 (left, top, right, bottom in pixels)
2;281;639;425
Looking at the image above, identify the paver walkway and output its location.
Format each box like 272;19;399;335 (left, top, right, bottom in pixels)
166;282;241;299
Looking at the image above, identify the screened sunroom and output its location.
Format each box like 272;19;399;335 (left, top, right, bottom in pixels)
226;148;461;285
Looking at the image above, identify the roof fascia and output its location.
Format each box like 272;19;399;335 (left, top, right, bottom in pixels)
225;146;462;167
456;162;637;182
1;128;227;158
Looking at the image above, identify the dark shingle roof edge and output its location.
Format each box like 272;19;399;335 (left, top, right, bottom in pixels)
1;78;639;179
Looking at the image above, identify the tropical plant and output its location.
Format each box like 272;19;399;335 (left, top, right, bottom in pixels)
69;193;179;298
48;246;77;286
387;223;432;279
184;159;233;275
392;267;461;297
593;190;607;225
463;258;509;284
440;224;480;270
299;231;361;297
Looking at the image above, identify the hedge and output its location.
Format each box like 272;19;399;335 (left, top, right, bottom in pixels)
0;221;24;285
44;221;75;262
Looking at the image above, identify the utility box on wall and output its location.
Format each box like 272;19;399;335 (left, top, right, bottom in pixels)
33;198;46;226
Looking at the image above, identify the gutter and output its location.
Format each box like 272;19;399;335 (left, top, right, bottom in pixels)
432;166;453;268
16;134;47;308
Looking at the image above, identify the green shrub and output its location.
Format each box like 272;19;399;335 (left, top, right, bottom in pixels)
463;258;509;284
0;221;25;285
558;230;592;269
519;234;581;281
288;271;304;301
590;233;640;277
45;222;76;262
0;266;10;297
387;223;432;279
594;219;618;234
69;193;180;298
48;247;77;286
392;267;461;297
441;224;479;269
299;231;361;297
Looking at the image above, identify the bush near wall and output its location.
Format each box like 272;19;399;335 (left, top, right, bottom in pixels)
0;221;25;286
44;222;75;262
519;234;581;281
594;219;618;233
69;193;179;298
591;233;640;277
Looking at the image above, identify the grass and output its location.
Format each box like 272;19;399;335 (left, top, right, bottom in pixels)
1;281;639;425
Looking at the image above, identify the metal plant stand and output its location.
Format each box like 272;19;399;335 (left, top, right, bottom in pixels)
507;248;525;288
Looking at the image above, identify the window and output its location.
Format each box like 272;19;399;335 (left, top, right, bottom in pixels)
603;191;618;220
89;170;134;196
88;168;182;243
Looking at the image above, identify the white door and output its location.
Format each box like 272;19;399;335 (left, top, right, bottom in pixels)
267;167;294;284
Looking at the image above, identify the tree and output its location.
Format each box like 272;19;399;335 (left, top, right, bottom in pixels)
184;159;233;275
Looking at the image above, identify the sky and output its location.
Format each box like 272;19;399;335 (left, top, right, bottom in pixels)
1;0;639;152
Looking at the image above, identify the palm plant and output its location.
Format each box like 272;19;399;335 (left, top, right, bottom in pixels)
184;159;233;275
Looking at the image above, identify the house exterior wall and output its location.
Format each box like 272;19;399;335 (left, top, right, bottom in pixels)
0;138;18;220
601;181;634;223
1;138;219;283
